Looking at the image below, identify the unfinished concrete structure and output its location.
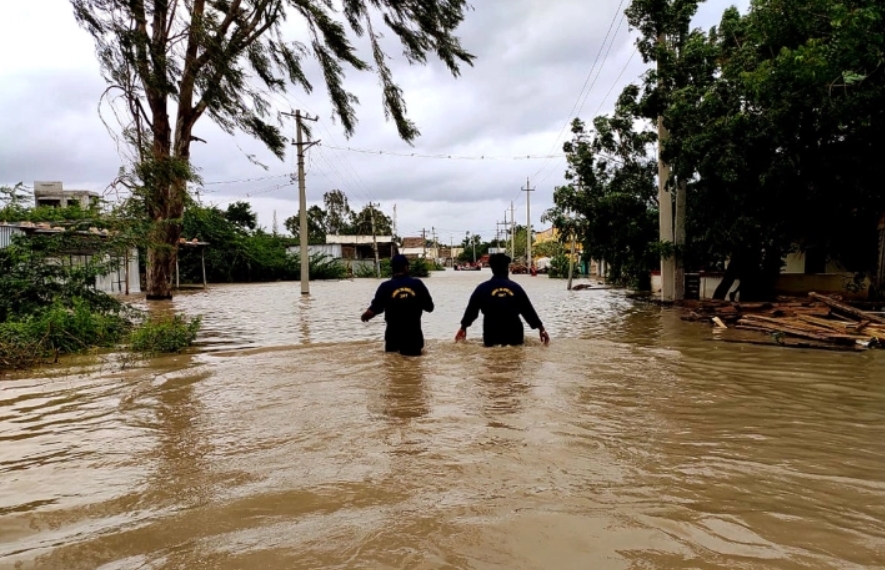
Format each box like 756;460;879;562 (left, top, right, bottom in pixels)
33;181;99;209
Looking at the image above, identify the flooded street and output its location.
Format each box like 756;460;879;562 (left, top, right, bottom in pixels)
2;270;884;569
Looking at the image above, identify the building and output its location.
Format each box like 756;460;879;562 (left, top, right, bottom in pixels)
33;181;100;209
651;249;868;300
0;222;140;295
400;237;428;259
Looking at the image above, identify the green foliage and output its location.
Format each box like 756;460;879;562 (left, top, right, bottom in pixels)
349;204;393;236
0;300;131;369
621;0;885;298
0;221;204;371
353;257;430;279
284;205;327;243
410;259;432;278
303;253;348;280
71;0;474;297
0;232;136;370
534;240;566;260
225;202;258;231
129;314;202;355
547;254;572;279
179;203;349;283
0;233;126;322
545;100;660;288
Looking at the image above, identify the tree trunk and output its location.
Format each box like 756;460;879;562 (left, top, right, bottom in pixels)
713;257;740;300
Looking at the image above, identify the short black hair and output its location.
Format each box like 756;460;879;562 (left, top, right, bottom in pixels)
489;253;511;274
391;254;409;271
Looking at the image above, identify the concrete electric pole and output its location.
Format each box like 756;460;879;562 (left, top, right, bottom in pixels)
283;110;319;295
370;203;380;278
656;35;676;302
523;177;535;268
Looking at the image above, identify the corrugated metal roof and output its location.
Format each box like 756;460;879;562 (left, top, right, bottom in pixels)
0;225;25;249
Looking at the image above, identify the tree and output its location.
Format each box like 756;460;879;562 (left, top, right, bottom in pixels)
0;183;33;221
323;190;353;235
457;233;484;262
72;0;474;299
544;89;659;287
224;201;257;231
284;205;326;243
349;204;392;236
651;0;885;298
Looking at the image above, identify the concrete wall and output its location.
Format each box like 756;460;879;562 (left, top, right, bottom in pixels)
774;273;867;300
652;272;727;300
782;251;843;274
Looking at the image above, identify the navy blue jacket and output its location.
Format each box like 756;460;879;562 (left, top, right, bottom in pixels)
460;276;543;346
368;275;434;346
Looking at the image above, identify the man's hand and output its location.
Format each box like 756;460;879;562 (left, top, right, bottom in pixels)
361;309;375;322
539;327;550;346
455;327;467;342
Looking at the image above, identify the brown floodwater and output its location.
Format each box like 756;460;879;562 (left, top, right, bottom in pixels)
1;270;884;569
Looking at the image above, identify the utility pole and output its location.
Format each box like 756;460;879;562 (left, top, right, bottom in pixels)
370;202;380;278
523;177;535;268
510;201;516;261
282;109;319;295
567;210;577;290
656;36;676;302
450;236;454;267
502;211;510;256
421;228;427;259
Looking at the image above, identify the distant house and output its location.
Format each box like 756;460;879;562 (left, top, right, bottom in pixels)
400;237;428;259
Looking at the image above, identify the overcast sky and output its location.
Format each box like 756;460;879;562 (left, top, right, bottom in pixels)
0;0;748;243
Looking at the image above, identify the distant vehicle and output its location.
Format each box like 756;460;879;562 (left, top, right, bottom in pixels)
454;263;482;271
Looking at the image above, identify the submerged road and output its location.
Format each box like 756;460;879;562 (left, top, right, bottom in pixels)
1;270;884;569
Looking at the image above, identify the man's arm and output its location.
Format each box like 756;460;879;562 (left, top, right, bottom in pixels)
418;280;434;313
456;287;482;341
518;287;550;345
362;283;388;322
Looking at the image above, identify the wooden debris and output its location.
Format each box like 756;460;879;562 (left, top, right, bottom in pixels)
681;292;885;351
809;292;885;325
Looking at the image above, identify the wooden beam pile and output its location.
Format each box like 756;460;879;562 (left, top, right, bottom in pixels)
682;292;885;351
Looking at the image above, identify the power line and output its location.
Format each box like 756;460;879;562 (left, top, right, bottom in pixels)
322;145;567;161
593;46;638;117
528;0;629;186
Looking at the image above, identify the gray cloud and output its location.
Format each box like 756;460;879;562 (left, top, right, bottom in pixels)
0;0;750;240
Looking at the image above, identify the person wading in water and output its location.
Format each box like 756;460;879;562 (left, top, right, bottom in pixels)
455;253;550;347
362;255;435;356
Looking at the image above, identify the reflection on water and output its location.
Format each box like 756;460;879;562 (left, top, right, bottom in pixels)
2;271;885;569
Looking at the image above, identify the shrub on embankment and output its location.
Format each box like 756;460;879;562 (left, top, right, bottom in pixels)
354;258;434;279
0;234;201;372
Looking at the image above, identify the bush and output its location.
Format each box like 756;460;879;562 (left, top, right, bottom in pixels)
0;300;131;369
354;258;432;278
306;253;348;280
129;314;202;355
547;254;572;279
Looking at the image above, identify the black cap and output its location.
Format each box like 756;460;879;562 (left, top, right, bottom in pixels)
391;254;409;271
489;253;511;270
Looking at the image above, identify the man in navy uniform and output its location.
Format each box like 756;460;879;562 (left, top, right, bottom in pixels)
455;253;550;347
362;255;435;356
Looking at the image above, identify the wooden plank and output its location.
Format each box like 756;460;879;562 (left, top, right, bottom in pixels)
809;292;885;324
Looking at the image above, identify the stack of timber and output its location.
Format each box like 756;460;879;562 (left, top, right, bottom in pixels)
682;292;885;351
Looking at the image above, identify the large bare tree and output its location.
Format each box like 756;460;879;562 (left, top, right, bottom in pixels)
71;0;474;299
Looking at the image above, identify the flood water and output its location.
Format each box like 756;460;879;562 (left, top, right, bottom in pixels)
2;270;884;569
